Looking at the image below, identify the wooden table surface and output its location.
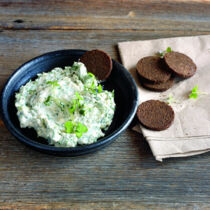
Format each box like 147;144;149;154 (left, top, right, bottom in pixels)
0;1;210;209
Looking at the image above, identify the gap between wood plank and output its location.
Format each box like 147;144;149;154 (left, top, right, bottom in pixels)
0;27;210;33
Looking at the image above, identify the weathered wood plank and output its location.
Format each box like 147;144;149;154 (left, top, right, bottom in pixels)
1;202;210;210
0;0;210;31
0;124;209;204
0;30;209;77
0;30;210;207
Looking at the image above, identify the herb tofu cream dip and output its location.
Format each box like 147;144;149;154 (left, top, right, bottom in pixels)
15;62;116;147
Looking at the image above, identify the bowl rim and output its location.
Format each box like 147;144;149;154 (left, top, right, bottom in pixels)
0;49;138;153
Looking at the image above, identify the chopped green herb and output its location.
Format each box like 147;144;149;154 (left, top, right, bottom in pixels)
87;81;103;94
69;99;77;114
65;121;74;133
71;63;80;71
29;90;34;94
75;92;83;100
91;89;97;94
90;81;96;89
47;81;60;88
79;109;85;116
44;96;52;106
69;93;85;115
47;81;60;96
78;104;86;116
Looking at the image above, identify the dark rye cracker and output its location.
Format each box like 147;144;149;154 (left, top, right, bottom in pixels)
140;77;175;92
80;49;112;80
136;56;171;83
164;51;196;78
137;100;174;131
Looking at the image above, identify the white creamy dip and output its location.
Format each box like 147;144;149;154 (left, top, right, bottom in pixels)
15;62;115;147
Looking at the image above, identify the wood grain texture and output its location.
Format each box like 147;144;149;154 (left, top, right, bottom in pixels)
1;202;210;210
0;0;210;31
0;30;210;209
0;0;210;208
0;120;210;205
0;30;209;77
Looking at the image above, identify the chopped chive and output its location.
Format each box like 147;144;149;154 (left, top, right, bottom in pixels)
44;96;52;106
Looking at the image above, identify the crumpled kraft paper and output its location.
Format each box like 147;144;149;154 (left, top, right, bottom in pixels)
118;35;210;161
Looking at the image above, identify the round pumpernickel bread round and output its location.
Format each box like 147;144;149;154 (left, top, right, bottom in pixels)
136;56;171;83
80;49;112;80
137;100;174;131
164;52;196;78
141;77;174;92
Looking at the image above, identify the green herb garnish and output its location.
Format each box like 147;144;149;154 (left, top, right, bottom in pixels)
88;72;95;78
90;81;96;89
75;122;88;138
75;92;83;101
189;85;208;99
88;82;103;94
69;92;85;115
112;90;115;97
47;81;60;96
29;90;35;94
47;81;60;88
79;109;85;116
79;104;86;116
98;84;103;93
166;47;172;53
166;94;176;105
64;121;88;138
158;47;172;58
44;96;52;106
69;99;77;114
65;121;74;133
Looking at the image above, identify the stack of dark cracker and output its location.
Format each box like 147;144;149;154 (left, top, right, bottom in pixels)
136;51;197;131
136;52;196;92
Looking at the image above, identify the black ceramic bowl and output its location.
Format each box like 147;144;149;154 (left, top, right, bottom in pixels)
1;50;138;156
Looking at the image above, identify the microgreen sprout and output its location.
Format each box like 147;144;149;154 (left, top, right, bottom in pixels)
47;80;60;95
189;85;208;99
88;72;95;78
166;47;172;53
158;47;172;58
47;81;60;88
69;92;85;115
65;121;74;133
112;90;115;97
166;94;176;105
69;99;77;114
98;84;103;93
79;104;86;116
86;81;103;94
75;92;83;101
75;122;88;138
65;121;88;138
